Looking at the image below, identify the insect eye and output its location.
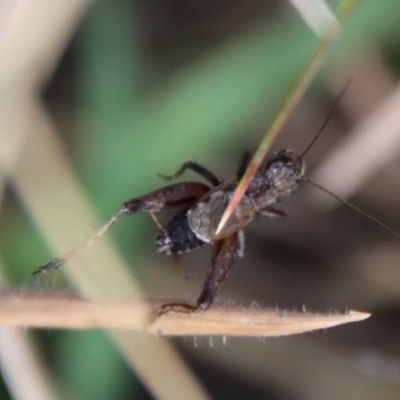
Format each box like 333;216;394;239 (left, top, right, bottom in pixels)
267;159;285;172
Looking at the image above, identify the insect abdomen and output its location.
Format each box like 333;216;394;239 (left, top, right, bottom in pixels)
156;212;205;255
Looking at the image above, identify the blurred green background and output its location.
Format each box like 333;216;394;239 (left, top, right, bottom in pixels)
2;0;400;399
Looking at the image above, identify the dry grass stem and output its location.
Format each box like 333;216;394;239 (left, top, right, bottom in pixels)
0;259;59;400
0;290;370;336
2;101;210;400
0;1;210;398
290;0;338;37
0;327;59;400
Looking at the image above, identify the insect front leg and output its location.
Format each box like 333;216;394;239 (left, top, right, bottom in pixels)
33;182;211;275
158;161;221;187
155;231;241;318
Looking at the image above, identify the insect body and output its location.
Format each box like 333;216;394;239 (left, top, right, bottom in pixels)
34;152;305;318
34;85;400;319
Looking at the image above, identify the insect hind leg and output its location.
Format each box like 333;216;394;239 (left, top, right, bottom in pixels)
33;205;127;275
34;182;210;275
158;162;221;187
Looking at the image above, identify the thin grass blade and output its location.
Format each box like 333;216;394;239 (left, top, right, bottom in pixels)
216;0;359;235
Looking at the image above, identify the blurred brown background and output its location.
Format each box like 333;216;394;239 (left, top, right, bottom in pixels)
1;0;400;399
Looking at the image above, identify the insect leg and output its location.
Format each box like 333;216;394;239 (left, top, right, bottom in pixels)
258;206;286;219
237;229;245;258
34;182;210;275
171;252;188;279
123;182;210;213
158;162;220;187
155;232;240;317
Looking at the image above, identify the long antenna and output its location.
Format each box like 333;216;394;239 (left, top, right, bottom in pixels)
300;79;352;159
299;79;400;239
303;176;400;239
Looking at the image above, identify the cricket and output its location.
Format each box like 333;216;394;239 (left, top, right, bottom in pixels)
33;91;400;319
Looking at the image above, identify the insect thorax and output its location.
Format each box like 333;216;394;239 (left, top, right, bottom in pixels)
247;151;303;209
